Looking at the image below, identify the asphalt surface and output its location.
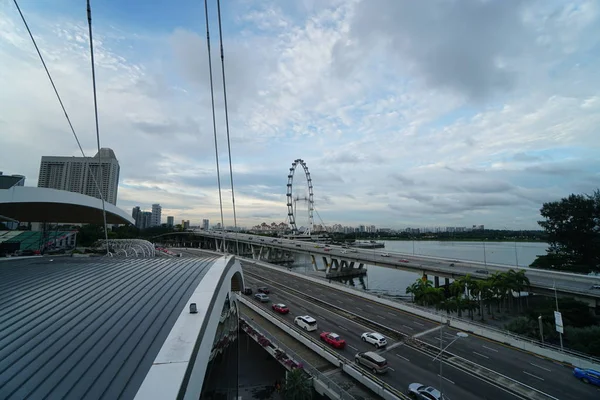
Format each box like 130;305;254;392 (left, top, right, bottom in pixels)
244;274;519;400
197;231;600;298
242;262;600;400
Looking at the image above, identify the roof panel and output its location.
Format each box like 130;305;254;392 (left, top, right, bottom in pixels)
0;256;219;400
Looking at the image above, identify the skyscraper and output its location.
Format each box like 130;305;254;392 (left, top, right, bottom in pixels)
37;148;120;205
151;204;162;227
202;219;209;231
167;216;174;227
132;206;141;228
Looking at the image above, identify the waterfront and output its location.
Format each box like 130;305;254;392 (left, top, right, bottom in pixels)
292;240;548;297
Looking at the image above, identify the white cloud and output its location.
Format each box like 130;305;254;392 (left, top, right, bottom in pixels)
1;0;599;230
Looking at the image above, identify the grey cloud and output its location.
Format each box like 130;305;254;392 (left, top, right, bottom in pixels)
524;163;580;175
512;152;542;162
339;0;532;100
390;173;416;186
131;118;201;137
329;152;386;165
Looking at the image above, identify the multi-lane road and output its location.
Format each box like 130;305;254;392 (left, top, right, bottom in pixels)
241;261;600;400
200;231;600;300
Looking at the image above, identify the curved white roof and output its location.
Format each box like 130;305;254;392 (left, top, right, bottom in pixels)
0;186;134;224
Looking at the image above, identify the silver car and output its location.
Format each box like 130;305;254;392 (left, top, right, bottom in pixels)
254;293;270;303
407;383;446;400
355;351;388;374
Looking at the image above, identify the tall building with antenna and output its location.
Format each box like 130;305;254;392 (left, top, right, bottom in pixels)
37;148;120;205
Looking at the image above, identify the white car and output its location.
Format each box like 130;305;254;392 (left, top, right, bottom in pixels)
381;253;390;257
361;332;387;348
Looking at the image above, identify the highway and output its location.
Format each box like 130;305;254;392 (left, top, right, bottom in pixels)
241;261;600;400
196;231;600;299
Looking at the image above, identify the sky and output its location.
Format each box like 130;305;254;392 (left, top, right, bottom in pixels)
1;0;599;230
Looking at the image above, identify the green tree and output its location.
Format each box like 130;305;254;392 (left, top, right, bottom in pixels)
533;190;600;273
282;368;312;400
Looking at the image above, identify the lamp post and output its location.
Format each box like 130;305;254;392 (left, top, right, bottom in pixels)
538;315;544;345
432;329;468;397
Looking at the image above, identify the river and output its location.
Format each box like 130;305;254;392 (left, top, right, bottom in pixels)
291;240;548;297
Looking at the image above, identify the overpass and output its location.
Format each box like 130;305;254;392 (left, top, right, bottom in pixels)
157;230;600;308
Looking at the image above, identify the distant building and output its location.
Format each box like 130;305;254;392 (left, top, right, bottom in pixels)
132;206;141;228
167;216;174;227
140;212;152;230
37;148;120;205
183;220;190;230
0;172;25;189
202;219;209;231
151;204;162;227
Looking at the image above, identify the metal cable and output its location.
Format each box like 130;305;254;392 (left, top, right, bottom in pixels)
86;0;110;255
204;0;226;251
216;0;239;254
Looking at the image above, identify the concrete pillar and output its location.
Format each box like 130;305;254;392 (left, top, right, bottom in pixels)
434;276;440;288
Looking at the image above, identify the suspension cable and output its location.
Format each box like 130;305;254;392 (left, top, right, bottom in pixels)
13;0;109;248
86;0;110;255
204;0;226;251
216;0;239;254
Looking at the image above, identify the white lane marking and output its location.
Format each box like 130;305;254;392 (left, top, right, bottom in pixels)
473;351;489;359
522;371;544;381
413;321;425;326
356;307;363;311
365;304;373;308
316;315;326;320
348;345;358;351
338;325;348;331
437;374;455;384
396;353;410;362
402;324;414;330
387;312;395;316
388;367;396;372
482;345;498;352
529;363;551;372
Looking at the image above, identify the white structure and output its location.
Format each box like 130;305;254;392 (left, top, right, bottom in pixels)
151;204;162;227
38;148;120;205
202;219;209;231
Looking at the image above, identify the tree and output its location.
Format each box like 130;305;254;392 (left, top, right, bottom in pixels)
533;190;600;273
282;368;312;400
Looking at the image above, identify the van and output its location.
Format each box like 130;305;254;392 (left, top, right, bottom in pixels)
355;351;388;374
294;315;318;332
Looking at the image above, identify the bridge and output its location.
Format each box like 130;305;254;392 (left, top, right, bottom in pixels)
179;248;600;400
156;230;600;308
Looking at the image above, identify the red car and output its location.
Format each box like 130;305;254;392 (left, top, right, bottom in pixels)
272;303;289;314
399;259;409;263
258;287;270;294
320;332;346;349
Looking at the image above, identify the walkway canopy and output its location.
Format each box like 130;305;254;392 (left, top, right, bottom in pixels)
0;186;134;225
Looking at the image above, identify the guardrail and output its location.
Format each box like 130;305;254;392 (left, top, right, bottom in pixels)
238;296;409;400
244;270;561;400
243;258;600;370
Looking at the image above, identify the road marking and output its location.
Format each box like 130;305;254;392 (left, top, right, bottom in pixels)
388;367;396;372
473;351;489;359
402;324;414;330
356;307;363;311
482;345;498;352
365;304;373;308
316;315;326;320
348;345;358;351
387;312;395;316
396;353;410;362
522;371;544;381
338;325;348;331
529;363;551;372
437;374;455;384
413;321;425;327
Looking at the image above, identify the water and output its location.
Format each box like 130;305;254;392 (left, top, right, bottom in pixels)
292;240;548;297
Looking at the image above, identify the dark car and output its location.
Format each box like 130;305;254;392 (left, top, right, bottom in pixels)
258;287;270;294
242;288;252;295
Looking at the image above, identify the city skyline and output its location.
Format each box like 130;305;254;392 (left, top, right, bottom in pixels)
1;1;599;230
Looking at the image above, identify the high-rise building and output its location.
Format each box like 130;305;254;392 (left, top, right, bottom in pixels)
151;204;162;227
202;219;209;231
183;220;190;230
132;206;141;228
0;172;25;189
167;216;174;227
37;148;120;205
139;212;152;230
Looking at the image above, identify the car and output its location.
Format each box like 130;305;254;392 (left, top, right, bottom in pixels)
254;293;270;302
272;303;289;314
341;250;348;254
361;332;387;348
325;244;331;247
355;351;388;374
242;288;252;295
407;383;445;399
320;332;346;349
449;263;455;267
294;315;318;331
381;253;390;257
349;249;358;253
258;287;270;294
296;244;302;247
399;259;409;263
324;248;331;252
475;269;489;274
573;367;600;386
591;285;600;290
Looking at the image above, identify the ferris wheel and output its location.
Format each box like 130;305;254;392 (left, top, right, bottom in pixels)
286;159;314;235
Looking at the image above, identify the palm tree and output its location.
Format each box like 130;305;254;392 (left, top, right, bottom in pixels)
421;286;445;307
282;368;313;400
508;269;531;311
450;279;467;317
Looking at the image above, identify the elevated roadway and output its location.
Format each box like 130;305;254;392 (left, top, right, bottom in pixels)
237;260;599;400
169;231;600;307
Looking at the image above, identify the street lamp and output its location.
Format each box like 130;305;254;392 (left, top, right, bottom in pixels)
432;330;468;397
